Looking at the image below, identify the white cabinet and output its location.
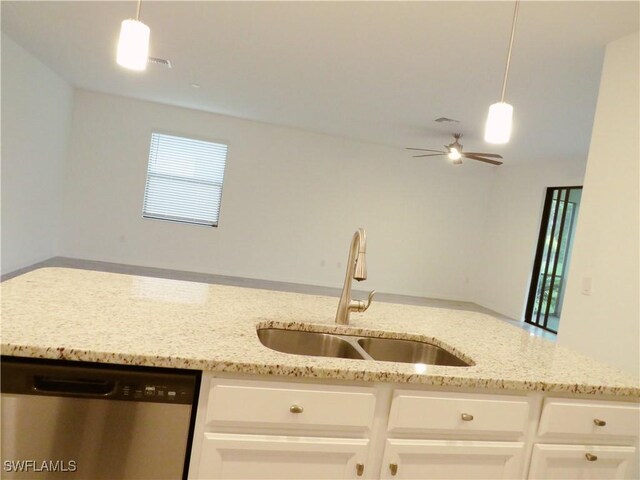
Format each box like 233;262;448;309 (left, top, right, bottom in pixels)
381;391;529;479
529;398;639;480
205;383;376;433
189;376;639;480
388;391;530;438
198;433;369;479
528;444;637;480
537;398;640;440
380;439;525;480
190;378;376;479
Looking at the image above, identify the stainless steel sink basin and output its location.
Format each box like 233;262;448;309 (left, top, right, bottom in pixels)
357;337;470;366
257;328;364;359
257;328;471;366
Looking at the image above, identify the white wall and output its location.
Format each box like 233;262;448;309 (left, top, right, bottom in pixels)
558;31;639;376
1;34;74;274
60;90;495;300
473;161;585;320
0;39;588;315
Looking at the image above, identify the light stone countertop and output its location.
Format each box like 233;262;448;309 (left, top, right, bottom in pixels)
1;268;638;397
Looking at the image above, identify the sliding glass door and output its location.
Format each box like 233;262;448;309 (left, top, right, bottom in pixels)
525;186;582;333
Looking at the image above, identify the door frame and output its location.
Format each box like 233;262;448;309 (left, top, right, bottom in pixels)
524;186;583;333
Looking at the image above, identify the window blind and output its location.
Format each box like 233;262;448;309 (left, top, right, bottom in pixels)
143;133;228;227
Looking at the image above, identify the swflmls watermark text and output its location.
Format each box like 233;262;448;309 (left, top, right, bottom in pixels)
3;460;77;473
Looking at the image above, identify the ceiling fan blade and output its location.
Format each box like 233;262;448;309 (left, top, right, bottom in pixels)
463;154;503;166
463;152;503;159
406;147;446;153
412;154;446;158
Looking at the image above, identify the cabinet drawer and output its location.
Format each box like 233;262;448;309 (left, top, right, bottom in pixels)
388;391;530;437
206;382;376;432
538;398;640;439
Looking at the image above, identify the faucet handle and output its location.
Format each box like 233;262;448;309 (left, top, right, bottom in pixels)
354;290;376;312
365;290;376;310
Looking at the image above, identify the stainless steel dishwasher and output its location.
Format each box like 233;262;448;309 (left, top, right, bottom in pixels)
1;357;200;479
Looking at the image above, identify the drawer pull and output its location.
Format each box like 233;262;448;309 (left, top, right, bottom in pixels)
389;463;398;476
461;413;474;421
355;463;364;476
593;418;606;427
289;404;304;414
585;453;598;462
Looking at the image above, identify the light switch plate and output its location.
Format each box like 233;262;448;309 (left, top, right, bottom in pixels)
581;277;592;296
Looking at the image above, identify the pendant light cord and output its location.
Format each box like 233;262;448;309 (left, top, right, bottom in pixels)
500;0;520;102
135;0;142;21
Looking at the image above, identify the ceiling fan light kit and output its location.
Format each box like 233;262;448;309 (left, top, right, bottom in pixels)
484;0;520;145
448;147;462;161
407;133;502;165
116;0;150;71
406;134;503;167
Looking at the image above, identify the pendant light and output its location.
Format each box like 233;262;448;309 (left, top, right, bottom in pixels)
484;0;520;144
116;0;150;71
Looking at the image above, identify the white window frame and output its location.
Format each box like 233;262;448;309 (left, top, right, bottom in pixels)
142;132;228;227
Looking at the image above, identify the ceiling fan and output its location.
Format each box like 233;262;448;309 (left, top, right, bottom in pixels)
407;134;503;166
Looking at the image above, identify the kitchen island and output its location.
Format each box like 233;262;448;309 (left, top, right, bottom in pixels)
2;268;639;479
1;267;638;396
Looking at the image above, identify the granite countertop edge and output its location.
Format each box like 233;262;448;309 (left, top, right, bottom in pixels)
2;343;638;398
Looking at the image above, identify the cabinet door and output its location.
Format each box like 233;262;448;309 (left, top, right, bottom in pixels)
528;444;637;480
380;439;524;479
196;432;369;479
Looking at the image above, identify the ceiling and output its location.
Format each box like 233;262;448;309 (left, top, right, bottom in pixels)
2;1;638;165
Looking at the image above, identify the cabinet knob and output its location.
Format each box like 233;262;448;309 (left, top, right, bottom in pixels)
289;404;304;414
355;463;364;477
593;418;606;427
585;453;598;462
389;463;398;476
461;413;474;421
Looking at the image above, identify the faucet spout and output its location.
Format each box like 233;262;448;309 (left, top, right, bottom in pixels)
335;228;375;325
353;228;367;281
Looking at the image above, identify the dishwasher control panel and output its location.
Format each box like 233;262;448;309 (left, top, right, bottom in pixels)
1;358;197;405
120;382;193;404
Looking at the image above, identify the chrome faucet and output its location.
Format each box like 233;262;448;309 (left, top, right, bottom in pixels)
335;228;376;325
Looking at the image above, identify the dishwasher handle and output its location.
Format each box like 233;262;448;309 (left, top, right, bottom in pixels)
33;375;117;397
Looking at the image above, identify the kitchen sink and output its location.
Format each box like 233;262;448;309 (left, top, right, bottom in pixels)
257;328;364;359
256;328;471;366
357;337;470;366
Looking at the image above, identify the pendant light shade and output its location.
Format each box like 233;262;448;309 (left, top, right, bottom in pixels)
484;102;513;144
484;1;520;144
117;19;150;71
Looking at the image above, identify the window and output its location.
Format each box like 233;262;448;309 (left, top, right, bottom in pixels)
143;132;228;227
